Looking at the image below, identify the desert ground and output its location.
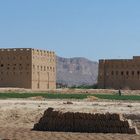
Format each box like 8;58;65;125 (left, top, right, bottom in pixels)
0;88;140;140
0;98;139;139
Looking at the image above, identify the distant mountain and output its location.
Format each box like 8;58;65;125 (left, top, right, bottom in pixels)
56;56;98;87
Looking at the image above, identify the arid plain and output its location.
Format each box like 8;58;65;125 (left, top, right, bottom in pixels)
0;88;140;140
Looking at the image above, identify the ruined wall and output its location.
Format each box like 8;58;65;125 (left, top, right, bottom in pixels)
98;56;140;90
0;48;32;88
31;49;56;90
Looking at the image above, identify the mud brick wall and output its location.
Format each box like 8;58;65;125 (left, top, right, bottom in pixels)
33;108;138;134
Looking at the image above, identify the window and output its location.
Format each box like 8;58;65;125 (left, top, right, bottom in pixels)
111;71;114;75
19;64;22;70
1;64;4;67
137;71;140;75
126;71;129;75
44;66;46;71
37;83;40;88
121;71;124;76
37;65;39;70
132;71;134;75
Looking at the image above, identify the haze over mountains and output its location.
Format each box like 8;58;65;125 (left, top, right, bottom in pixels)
56;56;98;87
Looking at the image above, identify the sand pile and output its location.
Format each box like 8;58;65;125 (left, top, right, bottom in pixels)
33;108;138;134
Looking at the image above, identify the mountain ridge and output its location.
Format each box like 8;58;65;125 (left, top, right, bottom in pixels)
56;56;98;87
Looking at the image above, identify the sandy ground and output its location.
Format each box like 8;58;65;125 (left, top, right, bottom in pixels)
0;98;140;139
1;87;140;95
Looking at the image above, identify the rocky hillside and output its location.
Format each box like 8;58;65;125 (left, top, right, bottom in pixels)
56;56;98;87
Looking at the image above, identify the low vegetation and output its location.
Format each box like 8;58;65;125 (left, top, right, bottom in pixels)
69;84;98;89
0;93;140;101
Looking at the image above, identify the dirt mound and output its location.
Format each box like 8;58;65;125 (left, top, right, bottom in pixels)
33;108;138;134
85;96;98;101
27;96;45;101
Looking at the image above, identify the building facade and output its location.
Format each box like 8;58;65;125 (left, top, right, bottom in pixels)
98;56;140;90
0;48;56;90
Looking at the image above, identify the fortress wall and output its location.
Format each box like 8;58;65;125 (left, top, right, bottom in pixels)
98;57;140;89
0;48;56;90
0;48;32;88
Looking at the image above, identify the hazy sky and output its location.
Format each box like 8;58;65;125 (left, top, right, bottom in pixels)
0;0;140;61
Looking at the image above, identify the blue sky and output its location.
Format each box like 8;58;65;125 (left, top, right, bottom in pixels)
0;0;140;61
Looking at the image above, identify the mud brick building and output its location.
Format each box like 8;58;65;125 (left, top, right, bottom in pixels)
0;48;56;90
98;56;140;90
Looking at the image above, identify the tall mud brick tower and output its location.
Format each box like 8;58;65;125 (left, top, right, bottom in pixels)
98;56;140;90
0;48;56;90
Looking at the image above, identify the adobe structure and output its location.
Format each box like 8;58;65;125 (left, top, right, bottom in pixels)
0;48;56;90
98;56;140;90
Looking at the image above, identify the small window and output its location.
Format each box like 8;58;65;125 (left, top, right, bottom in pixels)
126;71;129;75
121;71;124;75
1;64;4;67
132;71;134;75
37;83;40;88
111;71;114;75
137;71;140;75
44;66;46;71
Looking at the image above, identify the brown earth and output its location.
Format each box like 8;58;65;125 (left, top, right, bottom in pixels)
1;87;140;95
0;99;139;139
